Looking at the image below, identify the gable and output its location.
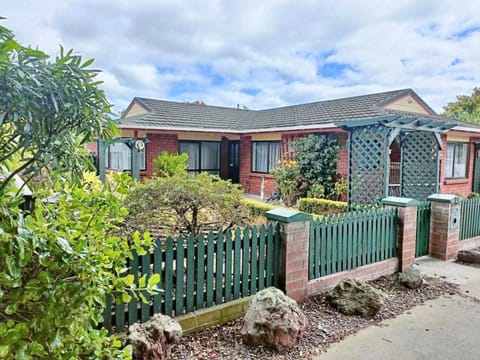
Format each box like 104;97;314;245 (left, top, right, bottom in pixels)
123;101;149;118
382;94;431;115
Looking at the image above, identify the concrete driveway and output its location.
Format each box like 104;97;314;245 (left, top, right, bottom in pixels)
315;257;480;360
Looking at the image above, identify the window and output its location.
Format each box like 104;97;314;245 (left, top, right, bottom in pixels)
179;141;220;175
106;142;146;171
252;141;281;173
445;142;468;178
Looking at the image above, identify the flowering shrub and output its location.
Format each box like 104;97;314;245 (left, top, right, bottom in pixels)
270;159;306;206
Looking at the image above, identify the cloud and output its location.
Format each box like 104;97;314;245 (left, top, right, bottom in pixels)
3;0;480;114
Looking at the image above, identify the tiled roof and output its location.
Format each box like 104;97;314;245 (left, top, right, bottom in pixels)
116;89;474;132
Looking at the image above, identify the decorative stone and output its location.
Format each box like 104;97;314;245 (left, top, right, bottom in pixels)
127;314;182;360
398;264;423;289
457;249;480;264
327;279;383;319
241;287;307;352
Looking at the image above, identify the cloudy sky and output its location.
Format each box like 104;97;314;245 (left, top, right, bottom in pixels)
2;0;480;116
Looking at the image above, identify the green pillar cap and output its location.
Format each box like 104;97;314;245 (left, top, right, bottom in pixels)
381;196;420;207
265;208;312;223
427;194;461;204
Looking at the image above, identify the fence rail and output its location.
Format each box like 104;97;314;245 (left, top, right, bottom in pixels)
308;208;398;280
460;197;480;240
103;223;281;333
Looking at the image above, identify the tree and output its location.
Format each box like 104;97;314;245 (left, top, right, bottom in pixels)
122;173;248;237
442;87;480;123
0;25;116;193
0;25;155;359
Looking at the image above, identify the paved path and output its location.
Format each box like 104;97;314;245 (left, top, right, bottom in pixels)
315;258;480;360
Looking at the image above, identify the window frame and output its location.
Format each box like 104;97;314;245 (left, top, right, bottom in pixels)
251;141;282;174
178;140;221;174
444;141;469;179
105;141;146;171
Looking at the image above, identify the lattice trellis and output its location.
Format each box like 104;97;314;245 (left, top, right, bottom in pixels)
348;125;389;208
400;131;439;200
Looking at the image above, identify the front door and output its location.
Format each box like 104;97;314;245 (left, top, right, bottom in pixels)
228;141;240;183
473;143;480;193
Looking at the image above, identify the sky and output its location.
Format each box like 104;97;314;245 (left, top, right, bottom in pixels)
2;0;480;116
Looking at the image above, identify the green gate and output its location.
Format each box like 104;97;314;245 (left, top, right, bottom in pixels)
473;144;480;193
415;201;431;257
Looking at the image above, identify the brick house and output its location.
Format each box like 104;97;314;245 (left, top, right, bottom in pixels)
95;89;480;204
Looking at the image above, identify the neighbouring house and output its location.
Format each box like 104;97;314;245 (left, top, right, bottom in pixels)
91;89;480;207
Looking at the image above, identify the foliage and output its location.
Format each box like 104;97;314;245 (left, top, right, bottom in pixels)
0;25;154;359
0;24;115;194
152;151;188;177
333;176;348;201
122;173;249;237
298;197;348;215
241;197;282;218
442;87;480;124
269;159;305;206
270;134;340;205
468;192;480;198
0;172;158;359
307;183;325;198
292;133;340;198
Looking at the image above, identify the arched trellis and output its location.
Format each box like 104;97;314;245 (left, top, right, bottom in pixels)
341;115;455;208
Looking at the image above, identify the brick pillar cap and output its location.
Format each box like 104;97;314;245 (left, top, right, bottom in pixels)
427;194;461;204
381;196;419;207
266;208;312;222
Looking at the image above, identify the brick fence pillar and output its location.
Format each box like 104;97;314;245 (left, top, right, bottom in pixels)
427;194;461;261
265;208;312;302
381;197;419;272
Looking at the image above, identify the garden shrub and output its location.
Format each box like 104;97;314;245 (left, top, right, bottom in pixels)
298;197;348;215
241;198;280;218
152;151;188;177
122;173;249;237
269;159;305;206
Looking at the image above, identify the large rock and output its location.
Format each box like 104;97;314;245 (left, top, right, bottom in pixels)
457;249;480;264
327;279;383;318
241;287;307;352
398;264;423;289
127;314;182;360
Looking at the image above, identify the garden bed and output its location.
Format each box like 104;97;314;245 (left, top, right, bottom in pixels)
170;274;458;359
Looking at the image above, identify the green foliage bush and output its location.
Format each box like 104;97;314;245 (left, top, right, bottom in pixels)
0;25;156;359
293;133;340;198
298;197;348;215
241;198;279;218
152;151;188;177
123;173;249;237
269;159;305;206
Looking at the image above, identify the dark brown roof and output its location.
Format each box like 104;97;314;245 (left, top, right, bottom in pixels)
116;89;474;132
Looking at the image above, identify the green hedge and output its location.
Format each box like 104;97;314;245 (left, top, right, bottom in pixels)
298;197;347;216
241;198;279;218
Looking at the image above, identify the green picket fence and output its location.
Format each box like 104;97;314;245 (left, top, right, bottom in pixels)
309;208;398;280
460;197;480;240
415;202;431;257
102;223;281;333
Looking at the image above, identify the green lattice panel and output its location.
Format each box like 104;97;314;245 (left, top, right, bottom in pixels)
400;131;439;200
348;125;389;208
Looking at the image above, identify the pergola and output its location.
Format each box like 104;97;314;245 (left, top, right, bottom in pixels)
340;115;456;208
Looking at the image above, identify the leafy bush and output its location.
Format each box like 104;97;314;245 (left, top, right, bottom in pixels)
152;151;188;177
292;133;340;198
241;198;280;218
0;173;157;359
123;173;249;237
307;182;325;198
270;159;305;206
298;197;348;215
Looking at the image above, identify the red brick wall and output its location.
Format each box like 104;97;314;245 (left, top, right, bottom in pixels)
86;141;98;155
439;134;475;197
337;132;348;178
144;133;179;177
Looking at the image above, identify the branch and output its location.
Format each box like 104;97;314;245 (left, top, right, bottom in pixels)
0;157;35;194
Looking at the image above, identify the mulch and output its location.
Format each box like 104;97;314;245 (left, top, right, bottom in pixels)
169;274;459;359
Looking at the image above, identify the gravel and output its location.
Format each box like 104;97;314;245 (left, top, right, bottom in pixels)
170;274;458;359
